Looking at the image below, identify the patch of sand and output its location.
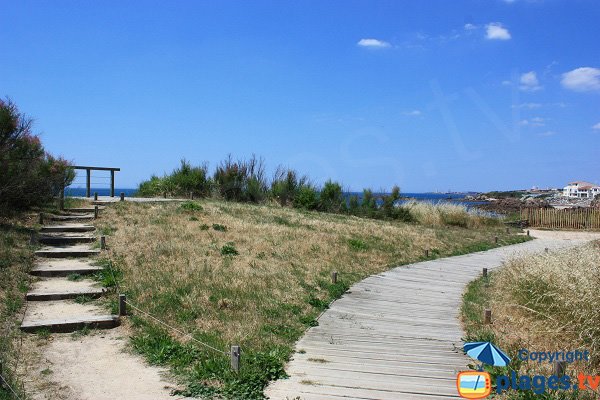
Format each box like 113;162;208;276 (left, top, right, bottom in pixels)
528;229;600;241
23;326;191;400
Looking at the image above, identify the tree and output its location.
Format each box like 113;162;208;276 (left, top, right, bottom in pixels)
0;98;74;213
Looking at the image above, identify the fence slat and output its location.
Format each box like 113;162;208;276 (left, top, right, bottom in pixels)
525;207;599;230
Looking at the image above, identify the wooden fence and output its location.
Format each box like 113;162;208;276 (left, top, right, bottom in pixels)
521;207;600;230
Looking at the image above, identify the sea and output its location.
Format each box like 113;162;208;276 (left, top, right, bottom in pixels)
65;187;485;208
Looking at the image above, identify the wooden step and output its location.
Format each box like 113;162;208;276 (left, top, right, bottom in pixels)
49;214;94;221
40;224;95;233
38;234;96;245
35;244;100;258
65;207;105;213
31;259;103;277
20;315;120;333
26;278;106;301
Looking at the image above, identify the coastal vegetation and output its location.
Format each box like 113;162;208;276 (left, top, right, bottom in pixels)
0;99;74;215
461;241;600;399
137;157;507;227
0;214;33;400
0;99;78;399
97;199;529;398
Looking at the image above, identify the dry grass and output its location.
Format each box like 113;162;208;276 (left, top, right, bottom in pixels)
489;241;600;376
405;201;497;228
95;199;523;396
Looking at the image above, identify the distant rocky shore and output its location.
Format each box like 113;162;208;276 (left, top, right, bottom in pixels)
465;191;600;215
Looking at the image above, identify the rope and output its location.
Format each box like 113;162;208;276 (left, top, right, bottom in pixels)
0;372;23;400
124;300;229;356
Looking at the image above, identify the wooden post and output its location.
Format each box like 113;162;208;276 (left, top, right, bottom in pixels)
163;192;167;199
482;268;488;278
553;361;566;377
527;230;530;236
29;232;37;246
94;192;98;201
484;309;492;325
110;170;115;198
494;236;498;244
59;183;65;211
190;192;194;200
94;205;99;219
119;294;127;316
331;271;338;284
120;192;125;202
38;213;44;225
425;249;429;258
231;345;240;372
100;236;106;250
86;168;91;198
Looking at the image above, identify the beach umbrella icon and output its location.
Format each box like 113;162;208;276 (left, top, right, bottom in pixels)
464;342;511;367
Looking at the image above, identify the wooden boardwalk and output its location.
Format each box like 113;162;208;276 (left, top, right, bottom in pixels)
266;235;591;400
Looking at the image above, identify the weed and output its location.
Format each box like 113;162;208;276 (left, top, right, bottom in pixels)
180;201;203;212
67;273;83;281
189;216;199;221
212;224;227;232
75;295;94;304
347;238;369;251
200;224;210;230
220;243;239;256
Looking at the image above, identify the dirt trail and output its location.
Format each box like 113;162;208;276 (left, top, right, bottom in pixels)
21;327;191;400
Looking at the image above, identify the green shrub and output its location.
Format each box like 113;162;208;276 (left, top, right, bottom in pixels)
213;155;267;203
0;98;74;214
293;184;318;210
318;180;346;213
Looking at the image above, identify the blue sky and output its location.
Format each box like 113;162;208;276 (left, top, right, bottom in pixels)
1;0;599;192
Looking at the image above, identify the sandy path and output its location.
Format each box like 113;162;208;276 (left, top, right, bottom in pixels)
22;326;191;400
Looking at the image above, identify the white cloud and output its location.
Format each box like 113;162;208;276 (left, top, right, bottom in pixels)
464;23;477;31
512;102;542;109
561;67;600;92
520;117;545;127
357;38;391;49
402;110;422;116
593;122;600;130
486;23;511;40
538;130;557;137
519;71;542;91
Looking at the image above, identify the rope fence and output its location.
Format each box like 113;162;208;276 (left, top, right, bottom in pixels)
0;370;23;400
99;246;240;370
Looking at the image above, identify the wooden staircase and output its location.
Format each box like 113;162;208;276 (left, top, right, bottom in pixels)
21;208;120;333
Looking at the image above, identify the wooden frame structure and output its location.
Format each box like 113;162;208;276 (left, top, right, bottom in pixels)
72;165;121;198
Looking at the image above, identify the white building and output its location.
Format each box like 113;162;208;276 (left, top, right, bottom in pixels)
563;181;600;198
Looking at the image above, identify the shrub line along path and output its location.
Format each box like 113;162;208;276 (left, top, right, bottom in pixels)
266;230;599;400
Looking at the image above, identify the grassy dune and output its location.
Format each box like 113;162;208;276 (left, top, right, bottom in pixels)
97;199;527;398
462;241;600;399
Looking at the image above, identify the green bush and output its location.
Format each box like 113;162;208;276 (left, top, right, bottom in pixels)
0;98;74;214
318;180;346;213
293;184;318;210
138;160;210;198
213;155;267;203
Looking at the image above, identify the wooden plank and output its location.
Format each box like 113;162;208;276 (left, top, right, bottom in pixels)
266;237;591;399
20;315;120;333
